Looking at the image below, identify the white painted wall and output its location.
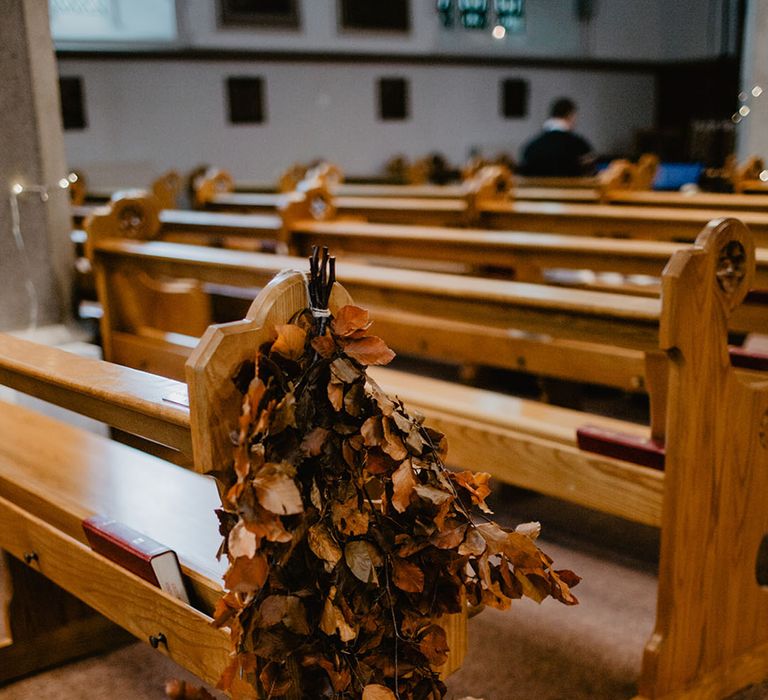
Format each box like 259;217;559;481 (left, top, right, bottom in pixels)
177;0;723;62
58;58;655;185
57;0;730;185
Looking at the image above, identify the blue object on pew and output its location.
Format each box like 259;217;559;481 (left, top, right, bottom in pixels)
652;162;703;191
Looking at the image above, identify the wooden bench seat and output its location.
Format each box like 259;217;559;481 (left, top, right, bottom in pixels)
193;173;768;245
79;191;768;292
0;269;473;690
78;214;768;698
0;360;228;687
477;200;768;244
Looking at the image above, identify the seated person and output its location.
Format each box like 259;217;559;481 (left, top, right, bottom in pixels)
519;98;596;177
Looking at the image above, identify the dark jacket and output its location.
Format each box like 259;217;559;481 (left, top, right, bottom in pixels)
520;129;595;177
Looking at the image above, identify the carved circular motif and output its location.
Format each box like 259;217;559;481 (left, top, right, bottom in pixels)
118;205;145;236
310;195;328;220
716;240;747;295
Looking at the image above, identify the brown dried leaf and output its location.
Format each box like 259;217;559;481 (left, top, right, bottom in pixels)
271;324;306;361
382;418;408;460
311;331;336;358
345;540;379;584
269;392;296;434
361;415;384;447
391;460;416;513
320;594;358;642
419;624;449;667
328;379;344;411
331;357;361;383
344;336;395;366
362;685;396;700
301;426;329;456
224;554;268;594
392;557;425;593
259;595;310;635
365;449;398;475
366;376;396;416
228;520;257;559
308;522;342;567
332;497;370;536
431;523;468;550
258;660;292;697
343;382;365;416
254;472;303;515
332;305;371;337
451;470;492;513
458;527;487;557
414;484;453;506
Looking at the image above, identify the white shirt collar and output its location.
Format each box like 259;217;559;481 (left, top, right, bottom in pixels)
543;118;572;132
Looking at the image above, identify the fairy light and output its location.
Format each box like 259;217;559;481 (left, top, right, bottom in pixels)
760;170;768;182
733;85;764;126
492;24;506;39
8;175;71;330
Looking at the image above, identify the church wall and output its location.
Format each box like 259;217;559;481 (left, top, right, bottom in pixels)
58;58;656;186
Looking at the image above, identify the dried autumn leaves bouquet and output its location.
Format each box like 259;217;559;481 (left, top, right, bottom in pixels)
212;279;579;699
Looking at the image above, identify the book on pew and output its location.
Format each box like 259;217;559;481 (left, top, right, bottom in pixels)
82;515;190;604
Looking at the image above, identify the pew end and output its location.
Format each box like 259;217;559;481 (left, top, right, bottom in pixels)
151;169;182;209
638;217;768;698
304;160;344;188
463;164;514;224
732;155;766;193
278;178;337;236
193;167;235;208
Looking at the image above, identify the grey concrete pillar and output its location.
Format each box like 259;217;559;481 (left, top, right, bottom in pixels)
0;0;72;331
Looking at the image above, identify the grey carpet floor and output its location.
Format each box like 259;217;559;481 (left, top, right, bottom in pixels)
2;489;767;699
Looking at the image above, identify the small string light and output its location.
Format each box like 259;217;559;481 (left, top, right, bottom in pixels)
8;175;71;330
760;170;768;182
492;24;506;39
733;85;764;126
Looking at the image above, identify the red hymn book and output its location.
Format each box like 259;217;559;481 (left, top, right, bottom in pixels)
82;514;190;604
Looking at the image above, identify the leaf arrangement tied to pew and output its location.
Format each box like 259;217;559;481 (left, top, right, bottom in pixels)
211;247;580;699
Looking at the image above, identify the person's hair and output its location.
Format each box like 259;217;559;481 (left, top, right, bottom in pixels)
550;98;577;119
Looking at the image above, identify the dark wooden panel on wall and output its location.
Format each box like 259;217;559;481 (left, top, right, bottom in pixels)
56;48;660;75
339;0;410;32
59;76;87;130
500;78;529;118
378;77;409;120
652;57;739;161
226;76;266;124
219;0;300;28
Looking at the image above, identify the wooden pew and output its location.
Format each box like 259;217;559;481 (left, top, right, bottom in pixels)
204;159;768;213
730;155;768;193
475;199;768;245
83;213;768;699
192;168;768;244
82;190;768;294
78;194;768;375
0;277;474;689
86;193;768;416
70;169;182;209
